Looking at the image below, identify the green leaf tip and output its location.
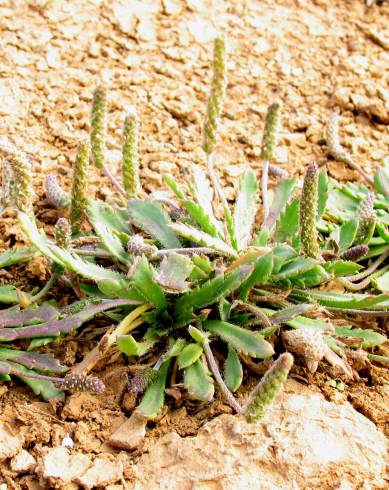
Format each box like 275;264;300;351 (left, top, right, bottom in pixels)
202;35;227;155
243;352;293;423
300;162;320;258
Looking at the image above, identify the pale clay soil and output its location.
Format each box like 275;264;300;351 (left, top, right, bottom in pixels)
0;0;388;489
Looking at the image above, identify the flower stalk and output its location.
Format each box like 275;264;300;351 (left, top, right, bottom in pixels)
300;162;320;258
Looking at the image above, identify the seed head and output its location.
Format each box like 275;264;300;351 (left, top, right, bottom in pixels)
128;368;158;394
0;143;34;216
340;244;369;261
61;373;106;393
326;113;353;165
127;234;157;259
55;218;71;249
46;174;71;209
260;103;280;162
243;353;293;423
300;162;320;258
70;142;90;234
122;107;142;198
354;192;376;245
202;35;227;155
90;85;107;169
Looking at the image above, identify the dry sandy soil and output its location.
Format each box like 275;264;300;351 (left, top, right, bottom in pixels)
0;0;388;488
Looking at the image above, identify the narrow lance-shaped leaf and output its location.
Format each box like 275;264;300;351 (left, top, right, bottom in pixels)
131;256;167;310
0;304;59;328
169;222;238;259
264;178;296;231
177;343;203;369
137;360;171;419
0;247;35;268
155;253;193;292
128;200;181;249
0;347;66;373
233;168;259;250
239;253;273;301
204;320;274;358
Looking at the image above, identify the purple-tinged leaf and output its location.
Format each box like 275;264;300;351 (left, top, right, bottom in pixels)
0;347;67;373
0;304;59;328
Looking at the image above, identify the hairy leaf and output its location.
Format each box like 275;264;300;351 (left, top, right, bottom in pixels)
0;247;35;268
239;253;273;300
263;177;296;230
317;170;328;219
224;345;243;392
132;256;167;310
275;198;300;244
0;304;59;328
184;360;214;401
0;347;66;373
203;320;274;358
233;168;259;250
169;222;238;258
156;253;193;292
88;200;130;234
0;286;31;305
177;343;203;369
128;200;181;248
137;360;171;419
117;335;156;356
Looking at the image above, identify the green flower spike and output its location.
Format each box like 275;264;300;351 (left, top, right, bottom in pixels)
90;85;107;169
202;35;227;155
122;107;142;198
70;142;90;234
55;217;71;249
354;192;376;245
300;162;320;258
242;352;293;423
260;103;280;162
0;143;34;216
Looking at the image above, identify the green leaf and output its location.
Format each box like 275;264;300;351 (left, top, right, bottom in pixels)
317;170;328;220
117;335;156;356
372;270;389;292
137;360;171;419
333;326;386;348
338;219;358;251
184;360;214;401
290;288;389;310
177;343;203;369
274;198;300;244
88;200;130;235
169;222;238;258
271;257;319;282
323;260;362;277
224;345;243;392
0;247;35;268
233;168;259;251
272;244;298;274
239;253;273;300
127;200;181;248
374;164;389;198
263;177;296;230
203;320;274;358
286;265;330;288
188;325;209;344
19;213;66;266
0;286;31;304
88;203;130;265
174;265;253;317
132;256;167;310
156;253;193;292
218;298;231;321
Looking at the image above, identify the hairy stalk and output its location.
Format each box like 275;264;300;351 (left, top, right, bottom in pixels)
70;142;90;234
202;35;226;155
300;162;320;258
122;107;141;198
232;300;273;329
326;113;373;185
102;163;127;198
344;249;389;282
90;85;107;169
45;174;71;209
242;352;293;422
337;276;372;291
28;274;57;304
261;103;280;225
354;192;376;245
203;336;242;413
0;143;34;216
269;163;289;178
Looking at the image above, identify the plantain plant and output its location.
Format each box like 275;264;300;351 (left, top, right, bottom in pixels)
0;36;388;430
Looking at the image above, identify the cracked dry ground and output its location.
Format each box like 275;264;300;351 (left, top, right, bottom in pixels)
0;0;388;489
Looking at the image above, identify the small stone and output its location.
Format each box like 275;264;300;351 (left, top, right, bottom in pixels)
37;447;90;483
0;422;23;462
186;19;218;44
10;449;36;474
162;0;181;15
74;454;124;489
136;19;157;42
